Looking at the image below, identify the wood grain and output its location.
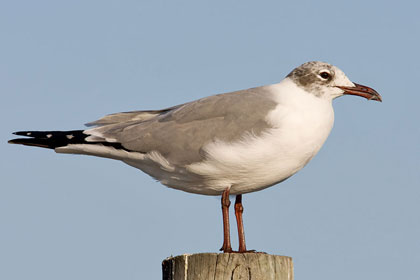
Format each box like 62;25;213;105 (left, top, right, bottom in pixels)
162;253;293;280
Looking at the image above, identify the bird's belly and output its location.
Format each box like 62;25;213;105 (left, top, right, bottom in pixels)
124;129;325;195
185;113;334;195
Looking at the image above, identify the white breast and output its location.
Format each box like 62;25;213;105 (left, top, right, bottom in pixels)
186;79;335;195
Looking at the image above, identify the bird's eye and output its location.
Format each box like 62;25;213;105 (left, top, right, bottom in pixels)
319;72;330;79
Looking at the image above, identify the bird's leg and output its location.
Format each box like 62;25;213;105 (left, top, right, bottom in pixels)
235;194;247;252
220;188;233;253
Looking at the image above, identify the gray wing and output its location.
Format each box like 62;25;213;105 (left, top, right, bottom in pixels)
85;107;179;127
85;85;277;165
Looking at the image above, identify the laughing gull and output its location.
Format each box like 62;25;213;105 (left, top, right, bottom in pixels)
9;61;382;253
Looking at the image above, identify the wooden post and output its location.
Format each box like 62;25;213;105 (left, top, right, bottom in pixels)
162;253;293;280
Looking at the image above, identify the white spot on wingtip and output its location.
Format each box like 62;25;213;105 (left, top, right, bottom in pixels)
46;134;52;138
27;132;31;136
66;134;74;139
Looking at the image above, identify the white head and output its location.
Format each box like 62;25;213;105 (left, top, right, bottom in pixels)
287;61;382;102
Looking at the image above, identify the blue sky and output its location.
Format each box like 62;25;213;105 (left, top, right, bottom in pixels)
1;1;419;279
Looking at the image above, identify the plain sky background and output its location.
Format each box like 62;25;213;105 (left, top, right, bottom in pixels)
1;1;419;279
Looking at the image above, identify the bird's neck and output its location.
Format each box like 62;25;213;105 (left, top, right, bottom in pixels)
269;78;332;105
264;78;334;129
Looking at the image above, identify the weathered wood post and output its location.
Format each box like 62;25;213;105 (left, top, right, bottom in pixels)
162;253;293;280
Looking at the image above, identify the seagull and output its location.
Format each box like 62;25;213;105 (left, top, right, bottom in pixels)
9;61;382;253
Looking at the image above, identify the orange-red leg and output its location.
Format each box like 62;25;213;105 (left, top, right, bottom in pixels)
220;188;233;253
235;194;247;252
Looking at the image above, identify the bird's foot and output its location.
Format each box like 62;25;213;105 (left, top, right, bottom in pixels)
219;245;233;253
239;249;256;253
219;247;263;253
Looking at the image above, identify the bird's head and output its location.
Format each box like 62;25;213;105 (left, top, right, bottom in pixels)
287;61;382;102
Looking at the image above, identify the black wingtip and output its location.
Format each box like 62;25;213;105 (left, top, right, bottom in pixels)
8;130;87;149
9;131;37;145
9;130;132;152
8;138;23;145
12;131;52;137
12;131;38;137
8;138;53;149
